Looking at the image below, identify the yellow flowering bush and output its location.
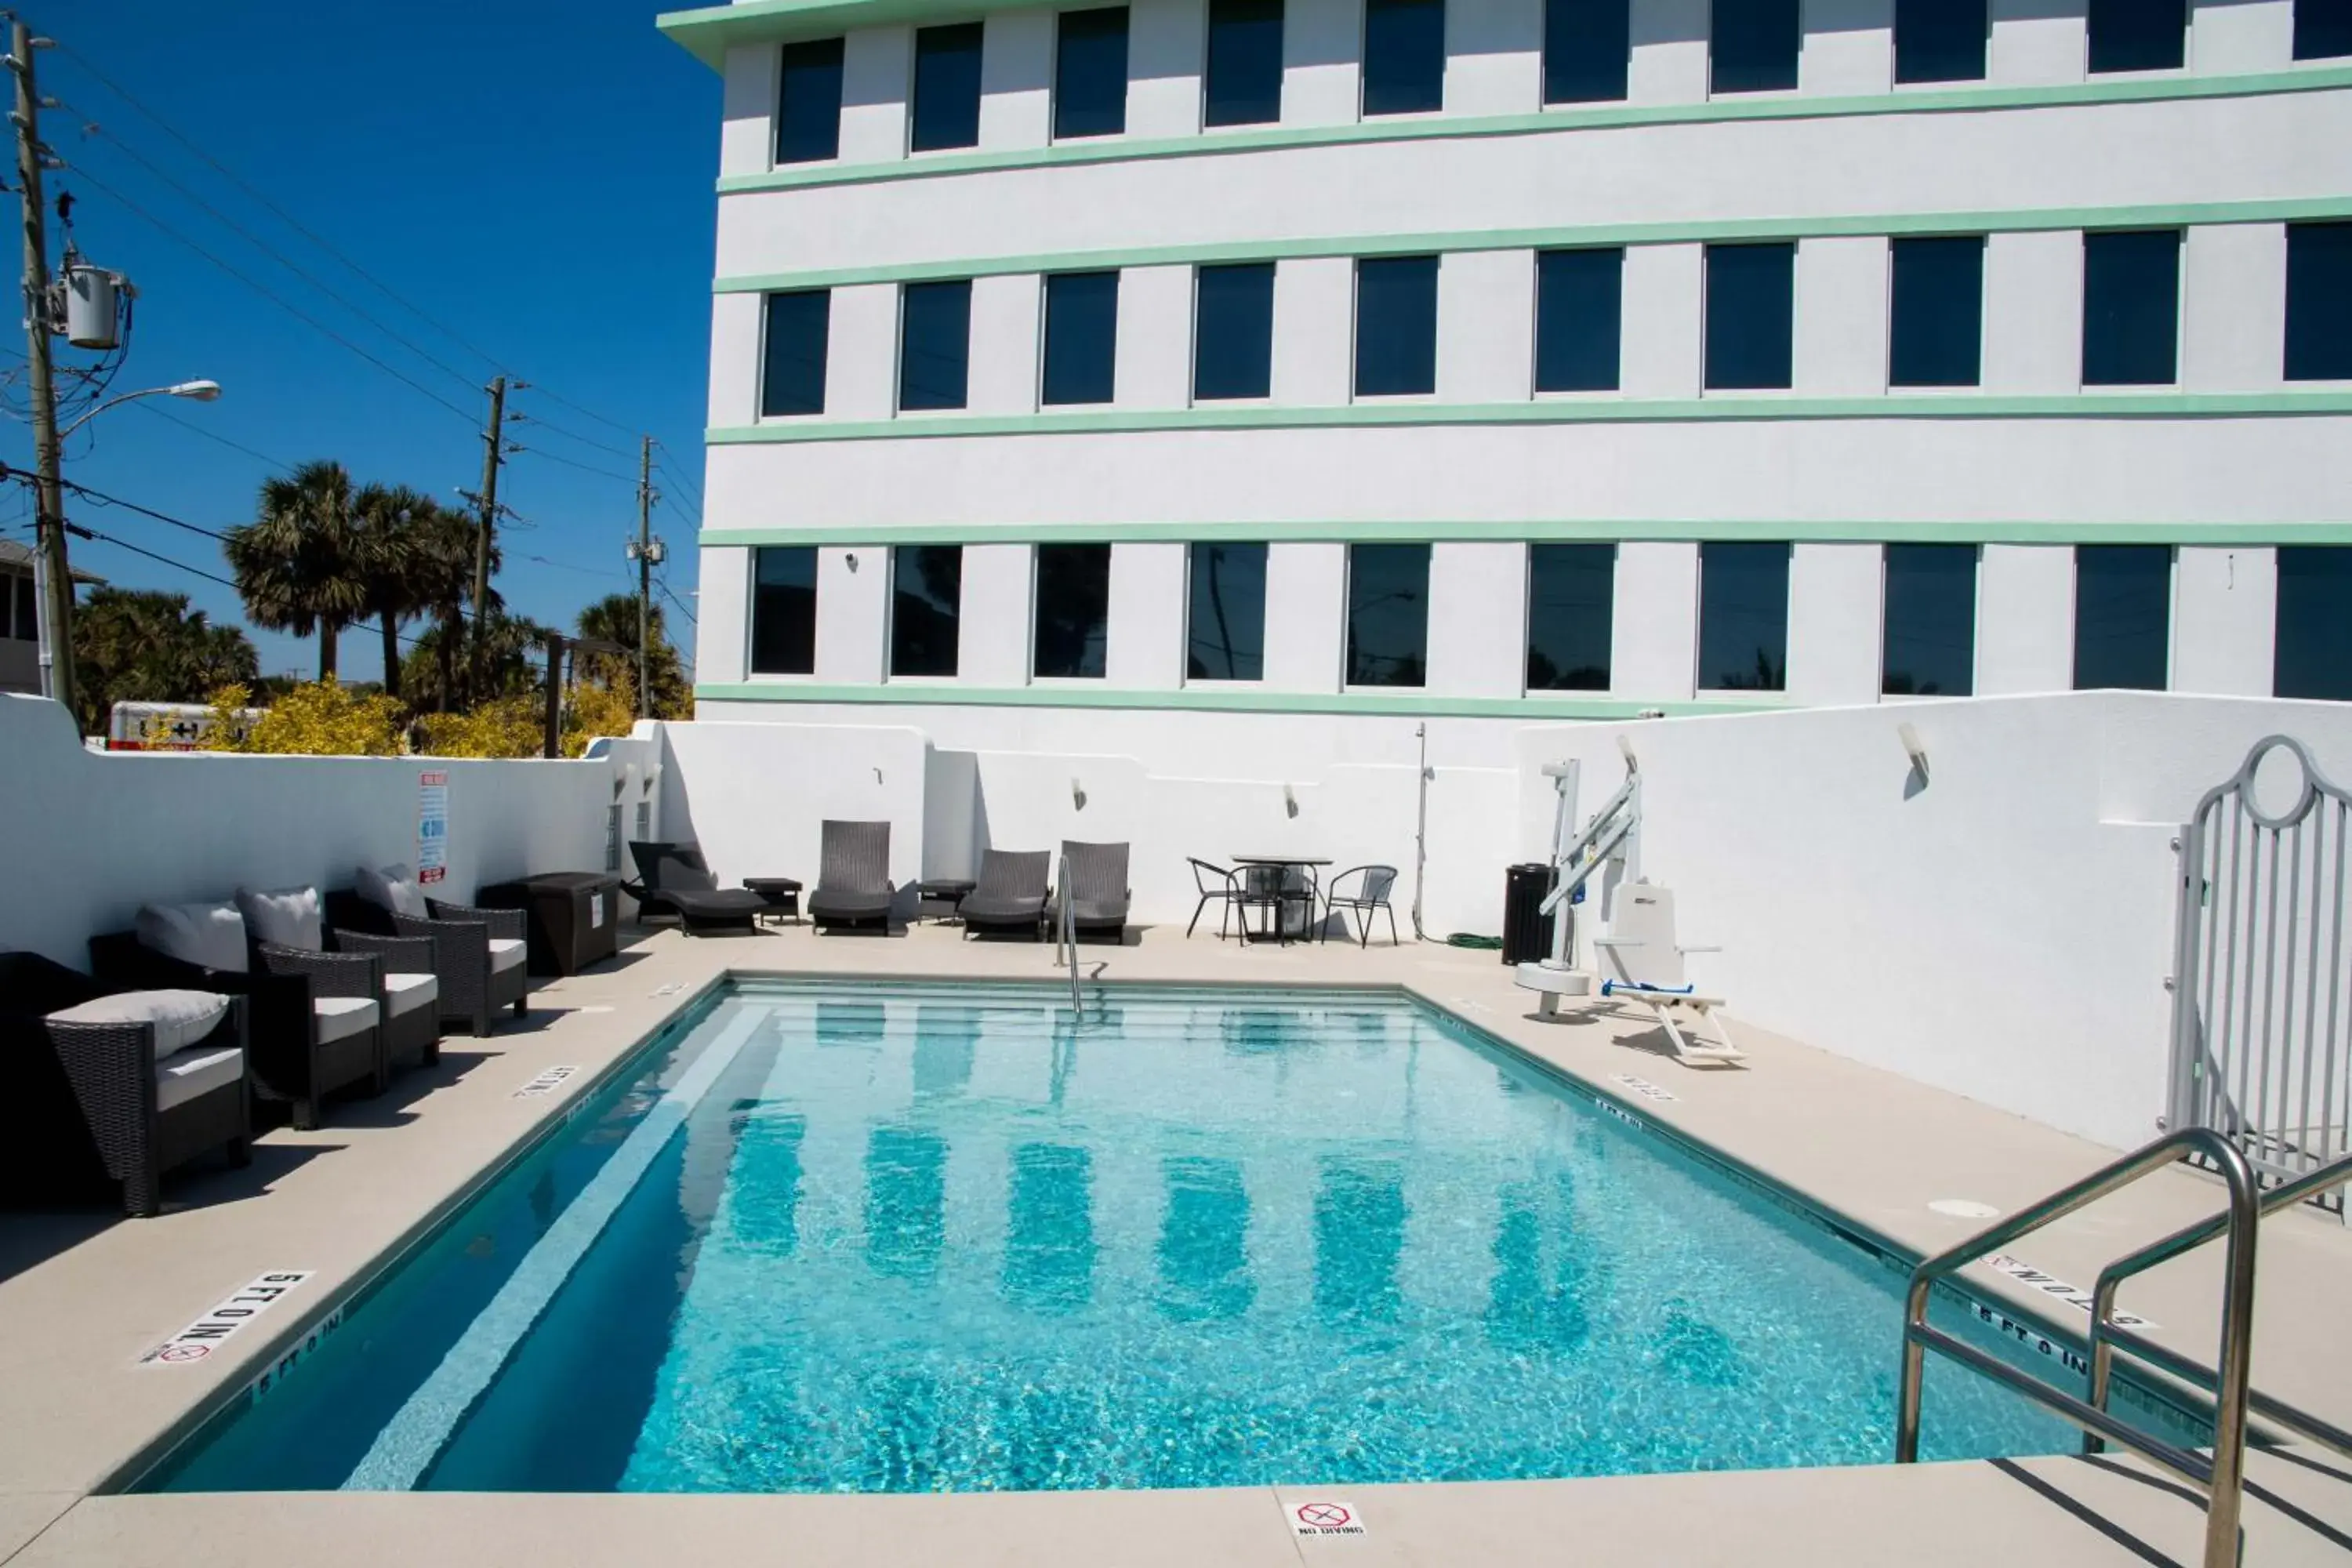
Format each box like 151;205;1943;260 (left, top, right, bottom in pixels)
415;695;543;760
203;681;407;757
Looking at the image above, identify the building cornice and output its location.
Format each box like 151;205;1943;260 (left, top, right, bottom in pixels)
695;520;2352;549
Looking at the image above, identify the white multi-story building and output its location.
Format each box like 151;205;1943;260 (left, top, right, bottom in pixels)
661;0;2352;924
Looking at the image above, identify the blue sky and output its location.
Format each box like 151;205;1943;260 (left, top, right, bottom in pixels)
19;0;720;683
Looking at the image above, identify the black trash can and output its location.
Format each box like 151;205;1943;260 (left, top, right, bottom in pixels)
1501;862;1556;965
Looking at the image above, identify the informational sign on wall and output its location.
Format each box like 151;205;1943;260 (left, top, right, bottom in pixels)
417;771;450;884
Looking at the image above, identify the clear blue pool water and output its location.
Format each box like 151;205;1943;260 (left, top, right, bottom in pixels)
143;981;2190;1494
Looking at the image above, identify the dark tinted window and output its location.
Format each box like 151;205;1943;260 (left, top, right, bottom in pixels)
2299;0;2352;59
1043;271;1120;405
2088;0;2185;72
1526;543;1613;691
1035;544;1111;678
1055;7;1130;138
1355;256;1439;397
1188;543;1268;681
891;546;962;679
1534;249;1621;393
750;546;818;675
1195;263;1276;400
899;280;972;411
1894;0;1986;83
2275;547;2352;700
2285;222;2352;382
1882;544;1977;696
2072;545;2170;691
2082;230;2180;387
1889;236;1984;388
1206;0;1284;125
1347;543;1430;688
1543;0;1628;103
1711;0;1798;93
1697;541;1788;691
760;291;830;417
775;38;845;163
1704;242;1794;390
1363;0;1444;115
911;23;985;151
9;572;34;641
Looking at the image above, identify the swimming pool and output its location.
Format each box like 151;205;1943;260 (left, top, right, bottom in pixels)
140;980;2194;1494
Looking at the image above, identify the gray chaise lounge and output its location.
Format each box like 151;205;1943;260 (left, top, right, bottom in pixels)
958;849;1051;939
808;820;895;931
1055;840;1132;943
627;841;774;934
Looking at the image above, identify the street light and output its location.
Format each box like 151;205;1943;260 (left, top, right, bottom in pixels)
31;378;224;726
57;379;223;440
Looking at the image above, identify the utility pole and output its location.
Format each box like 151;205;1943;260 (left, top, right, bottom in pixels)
11;16;71;726
624;435;666;722
633;437;652;720
468;374;506;702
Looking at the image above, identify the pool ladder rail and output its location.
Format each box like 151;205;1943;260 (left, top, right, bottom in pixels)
1895;1128;2352;1568
1054;852;1081;1017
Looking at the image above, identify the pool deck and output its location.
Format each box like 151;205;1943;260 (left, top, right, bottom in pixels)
4;920;2351;1565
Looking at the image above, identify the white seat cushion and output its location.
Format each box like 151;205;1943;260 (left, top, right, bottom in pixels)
234;885;325;952
155;1045;245;1112
136;902;249;975
355;863;430;920
488;938;526;975
313;995;379;1043
48;989;230;1059
383;971;439;1017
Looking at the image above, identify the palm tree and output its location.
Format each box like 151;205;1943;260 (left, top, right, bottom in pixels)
403;503;495;711
223;460;368;681
399;608;544;711
575;592;690;719
71;587;259;733
350;484;437;702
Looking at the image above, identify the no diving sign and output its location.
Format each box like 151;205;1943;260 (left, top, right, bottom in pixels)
1294;1501;1367;1540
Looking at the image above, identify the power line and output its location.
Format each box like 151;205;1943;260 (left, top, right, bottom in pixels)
129;397;294;474
508;407;637;459
65;522;238;590
656;578;697;625
64;112;484;395
511;444;638;485
53;38;663;445
66;165;481;426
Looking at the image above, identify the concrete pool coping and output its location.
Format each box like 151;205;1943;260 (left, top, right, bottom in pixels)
3;924;2350;1563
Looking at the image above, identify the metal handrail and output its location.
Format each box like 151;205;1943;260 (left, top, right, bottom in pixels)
2088;1148;2352;1458
1054;852;1080;1016
1895;1127;2261;1568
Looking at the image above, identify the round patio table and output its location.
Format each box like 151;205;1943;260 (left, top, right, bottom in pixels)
1231;856;1331;945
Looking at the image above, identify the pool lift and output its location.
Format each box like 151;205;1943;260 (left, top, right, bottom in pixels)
1512;739;1642;1014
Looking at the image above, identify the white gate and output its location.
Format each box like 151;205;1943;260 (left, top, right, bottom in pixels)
2169;735;2352;1211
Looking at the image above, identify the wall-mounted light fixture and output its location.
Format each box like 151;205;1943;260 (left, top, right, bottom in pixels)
642;764;662;794
1897;721;1930;785
1283;783;1298;818
846;552;860;572
1071;776;1087;810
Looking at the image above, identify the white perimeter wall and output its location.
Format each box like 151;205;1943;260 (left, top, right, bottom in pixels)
677;690;2352;1149
0;695;636;969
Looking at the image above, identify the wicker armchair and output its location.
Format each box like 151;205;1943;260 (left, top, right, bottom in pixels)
0;951;252;1218
89;931;382;1131
325;888;529;1037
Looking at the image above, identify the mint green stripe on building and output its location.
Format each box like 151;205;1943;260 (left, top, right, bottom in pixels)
689;681;1775;720
708;67;2352;194
704;390;2352;445
697;520;2352;549
711;198;2352;292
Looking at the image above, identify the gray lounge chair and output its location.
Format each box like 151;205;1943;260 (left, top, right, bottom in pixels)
958;849;1052;939
809;819;895;931
628;842;774;935
1055;840;1131;943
